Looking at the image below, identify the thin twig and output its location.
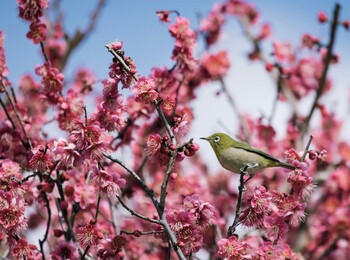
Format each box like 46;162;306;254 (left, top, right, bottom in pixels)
302;4;341;138
238;16;299;118
105;44;138;81
117;196;161;224
0;97;17;130
300;135;313;162
108;199;118;235
120;229;165;236
81;245;90;260
154;99;177;215
40;42;50;64
38;192;52;260
104;154;160;211
160;219;186;260
2;84;32;149
83;105;88;126
92;195;101;224
227;164;249;238
60;0;106;70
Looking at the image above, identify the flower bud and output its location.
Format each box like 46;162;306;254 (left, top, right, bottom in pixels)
53;229;63;237
318;12;328;23
60;201;69;211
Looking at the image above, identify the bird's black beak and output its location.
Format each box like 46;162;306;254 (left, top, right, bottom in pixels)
200;137;210;141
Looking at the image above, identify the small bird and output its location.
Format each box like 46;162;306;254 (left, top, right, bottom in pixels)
200;132;295;175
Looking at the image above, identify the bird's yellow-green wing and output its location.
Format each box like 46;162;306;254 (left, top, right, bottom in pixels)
234;141;281;163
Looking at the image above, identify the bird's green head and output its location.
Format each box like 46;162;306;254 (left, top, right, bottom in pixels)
200;132;235;154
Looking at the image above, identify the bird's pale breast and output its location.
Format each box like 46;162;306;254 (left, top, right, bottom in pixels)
217;147;268;174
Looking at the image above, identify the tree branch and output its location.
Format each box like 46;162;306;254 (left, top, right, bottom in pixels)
227;164;249;238
59;0;106;71
105;44;138;81
117;196;161;225
301;4;341;138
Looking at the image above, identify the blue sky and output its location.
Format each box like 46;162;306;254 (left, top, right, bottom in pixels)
2;1;349;81
1;1;350;169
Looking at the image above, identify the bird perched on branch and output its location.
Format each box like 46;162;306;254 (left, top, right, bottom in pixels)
201;132;295;175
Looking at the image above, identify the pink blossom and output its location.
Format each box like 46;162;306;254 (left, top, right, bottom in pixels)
301;33;319;49
0;31;9;77
133;76;158;104
76;222;104;248
172;114;189;137
109;56;136;88
0;205;27;233
51;240;79;260
69;120;102;150
183;194;216;228
156;10;171;23
263;215;288;242
0;159;21;180
201;50;231;79
217;236;250;259
29;144;54;171
53;138;81;169
91;104;125;132
72;68;96;93
318;11;328;23
109;39;123;51
169;17;197;71
161;96;175;116
45;38;67;68
199;9;225;46
35;63;64;103
166;209;202;255
11;238;41;260
26;21;46;44
145;134;161;156
273;41;295;63
225;2;259;26
287;168;315;200
73;183;97;210
17;0;48;22
96;235;127;259
90;166;126;198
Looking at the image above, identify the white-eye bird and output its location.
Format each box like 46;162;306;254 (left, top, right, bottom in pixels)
200;132;295;175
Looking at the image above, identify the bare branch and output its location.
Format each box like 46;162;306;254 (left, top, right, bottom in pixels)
302;4;341;138
227;164;250;238
60;0;106;70
117;196;161;225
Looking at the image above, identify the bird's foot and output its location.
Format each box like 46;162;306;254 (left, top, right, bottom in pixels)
240;163;258;184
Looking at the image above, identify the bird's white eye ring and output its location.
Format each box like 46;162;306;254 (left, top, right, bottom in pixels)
214;136;220;143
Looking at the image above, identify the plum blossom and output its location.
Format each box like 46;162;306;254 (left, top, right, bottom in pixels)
51;240;79;260
200;8;225;46
29;144;54;171
90;166;126;199
201;50;231;79
133;76;158;104
217;236;250;259
96;235;127;259
156;10;171;23
11;238;41;260
76;222;104;248
26;21;46;44
0;31;9;77
263;215;289;242
17;0;48;22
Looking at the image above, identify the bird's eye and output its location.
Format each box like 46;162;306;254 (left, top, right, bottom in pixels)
213;136;220;143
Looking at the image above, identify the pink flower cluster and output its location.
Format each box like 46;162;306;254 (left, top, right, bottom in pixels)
166;194;217;255
17;0;48;44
